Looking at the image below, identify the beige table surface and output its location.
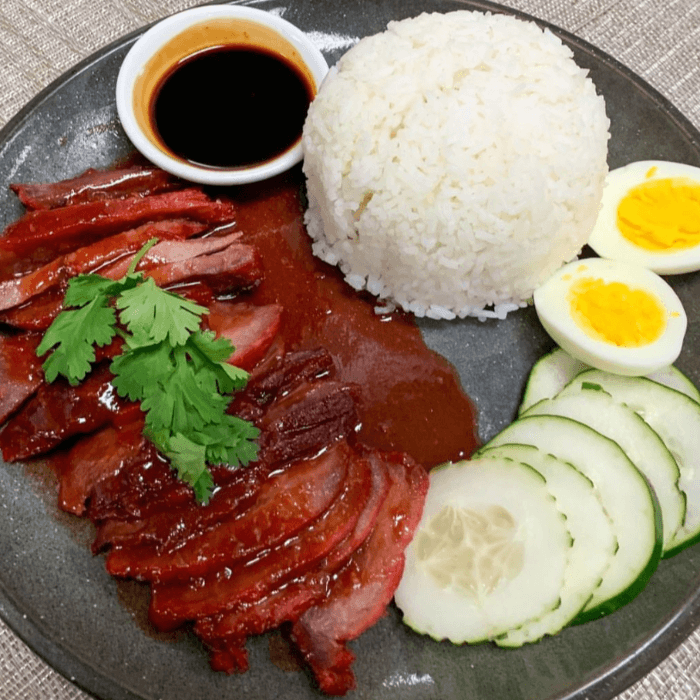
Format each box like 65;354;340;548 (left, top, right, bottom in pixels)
0;0;699;698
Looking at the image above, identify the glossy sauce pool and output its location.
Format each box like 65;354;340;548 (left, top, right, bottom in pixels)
151;47;314;169
230;168;480;467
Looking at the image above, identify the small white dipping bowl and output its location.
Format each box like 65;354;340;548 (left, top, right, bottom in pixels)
116;4;329;186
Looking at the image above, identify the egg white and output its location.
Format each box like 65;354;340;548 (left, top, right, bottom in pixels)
588;160;700;275
533;258;687;376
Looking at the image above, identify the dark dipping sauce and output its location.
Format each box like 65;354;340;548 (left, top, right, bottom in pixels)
234;168;480;468
151;47;314;169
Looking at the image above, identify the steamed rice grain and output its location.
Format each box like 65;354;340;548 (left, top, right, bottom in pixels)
302;11;610;320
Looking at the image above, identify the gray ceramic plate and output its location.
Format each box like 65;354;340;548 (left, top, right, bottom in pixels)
1;1;700;699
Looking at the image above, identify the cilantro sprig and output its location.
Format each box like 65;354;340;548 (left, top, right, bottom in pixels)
36;239;259;503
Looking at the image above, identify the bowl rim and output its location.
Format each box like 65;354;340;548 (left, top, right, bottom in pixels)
115;4;329;186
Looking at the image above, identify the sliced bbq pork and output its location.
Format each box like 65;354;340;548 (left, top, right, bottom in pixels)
10;166;182;210
0;363;141;462
257;381;361;465
90;459;273;552
105;441;350;582
0;333;43;423
206;301;282;371
91;348;347;554
0;237;264;333
0;162;439;699
0;334;125;436
86;349;346;549
86;447;199;524
0;287;67;331
51;421;148;516
96;233;264;298
194;450;390;673
229;347;335;422
147;243;261;295
84;425;271;526
0;187;236;279
0;219;207;313
289;450;429;696
148;445;374;631
98;232;238;277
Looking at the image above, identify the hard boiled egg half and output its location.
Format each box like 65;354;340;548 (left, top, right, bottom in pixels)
534;258;687;376
588;160;700;274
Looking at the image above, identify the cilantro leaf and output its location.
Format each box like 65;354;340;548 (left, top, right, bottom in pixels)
37;238;260;503
160;432;215;503
187;330;249;394
64;272;142;308
168;351;230;433
116;277;207;346
200;416;261;467
188;329;236;364
140;381;177;433
110;341;175;401
36;298;117;384
192;470;215;504
63;274;119;308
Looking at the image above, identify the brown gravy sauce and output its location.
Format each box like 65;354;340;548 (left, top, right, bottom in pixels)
232;169;480;467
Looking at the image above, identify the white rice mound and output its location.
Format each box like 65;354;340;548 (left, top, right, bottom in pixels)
302;11;610;320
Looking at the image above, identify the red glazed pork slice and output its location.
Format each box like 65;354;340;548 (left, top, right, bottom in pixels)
0;364;140;462
289;450;429;696
92;367;356;554
207;301;282;371
51;421;148;515
98;232;242;279
0;338;120;429
0;188;236;278
0;219;206;312
85;436;257;526
87;453;194;525
0;333;43;423
0;280;214;333
0;234;260;332
0;286;69;331
257;380;360;464
105;442;349;582
148;444;373;631
99;233;263;296
194;450;390;673
89;376;359;532
10;166;182;210
230;347;335;422
144;242;261;294
91;459;272;552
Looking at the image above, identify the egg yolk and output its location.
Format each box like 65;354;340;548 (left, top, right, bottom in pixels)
617;176;700;251
568;277;666;347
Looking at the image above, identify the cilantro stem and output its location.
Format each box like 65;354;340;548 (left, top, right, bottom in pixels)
127;237;159;275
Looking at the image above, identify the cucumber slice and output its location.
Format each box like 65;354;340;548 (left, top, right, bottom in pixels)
519;347;700;414
477;414;662;622
394;457;571;644
479;444;617;646
524;391;685;554
560;370;700;556
519;348;587;414
648;365;700;404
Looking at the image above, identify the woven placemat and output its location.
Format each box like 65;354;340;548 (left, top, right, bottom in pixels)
0;1;699;699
